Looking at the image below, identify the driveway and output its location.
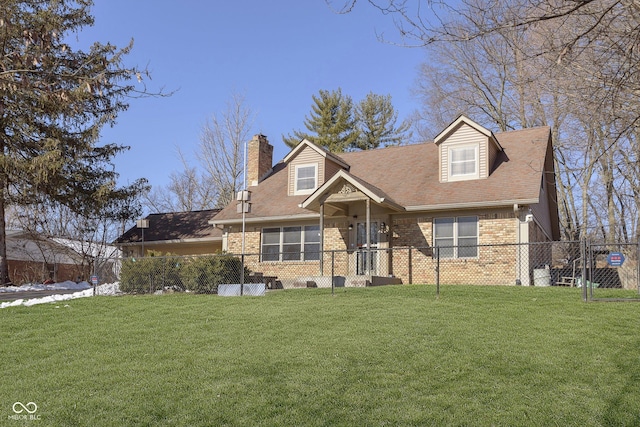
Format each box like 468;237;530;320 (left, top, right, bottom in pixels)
0;289;84;302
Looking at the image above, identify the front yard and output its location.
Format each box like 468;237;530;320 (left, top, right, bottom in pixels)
1;285;639;426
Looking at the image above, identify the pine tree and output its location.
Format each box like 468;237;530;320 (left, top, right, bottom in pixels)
283;89;359;153
0;0;152;284
355;92;412;150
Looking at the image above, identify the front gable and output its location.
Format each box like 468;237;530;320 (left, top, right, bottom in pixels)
434;115;503;183
301;169;404;216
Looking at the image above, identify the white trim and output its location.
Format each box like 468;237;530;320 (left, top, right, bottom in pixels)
294;163;318;195
434;115;493;144
448;144;479;181
300;169;404;211
210;213;320;226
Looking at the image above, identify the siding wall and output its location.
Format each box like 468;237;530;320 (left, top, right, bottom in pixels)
324;158;344;181
287;146;347;194
529;177;553;241
439;123;488;182
288;146;324;195
488;138;499;174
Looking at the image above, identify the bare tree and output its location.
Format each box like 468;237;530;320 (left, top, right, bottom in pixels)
199;92;255;208
334;0;640;136
144;149;217;212
7;200;127;282
143;92;255;214
336;0;639;241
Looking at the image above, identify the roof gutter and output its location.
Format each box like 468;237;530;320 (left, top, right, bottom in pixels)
405;198;539;212
117;237;222;246
210;213;320;227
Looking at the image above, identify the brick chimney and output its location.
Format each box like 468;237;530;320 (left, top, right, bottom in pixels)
247;134;273;186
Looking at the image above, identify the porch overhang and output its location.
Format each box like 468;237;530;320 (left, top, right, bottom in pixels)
299;169;405;214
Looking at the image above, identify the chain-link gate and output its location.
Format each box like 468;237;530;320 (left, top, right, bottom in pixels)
585;242;640;301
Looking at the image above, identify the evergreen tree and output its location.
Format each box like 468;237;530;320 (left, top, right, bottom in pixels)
284;89;412;153
283;89;359;153
355;92;412;150
0;0;152;284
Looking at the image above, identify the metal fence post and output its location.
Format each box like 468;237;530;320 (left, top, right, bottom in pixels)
331;250;335;296
408;247;413;285
436;246;440;298
637;239;640;295
581;239;588;302
93;258;97;296
240;253;245;296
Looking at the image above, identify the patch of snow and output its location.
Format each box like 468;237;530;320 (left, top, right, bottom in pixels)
0;282;120;309
0;281;92;292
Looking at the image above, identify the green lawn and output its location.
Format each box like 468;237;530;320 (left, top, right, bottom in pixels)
1;285;640;426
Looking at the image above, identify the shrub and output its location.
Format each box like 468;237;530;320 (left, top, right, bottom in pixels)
179;254;249;294
119;253;184;294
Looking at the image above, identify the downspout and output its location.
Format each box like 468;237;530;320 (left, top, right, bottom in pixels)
319;202;324;275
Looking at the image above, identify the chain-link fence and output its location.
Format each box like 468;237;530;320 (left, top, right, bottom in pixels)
584;242;640;301
98;240;639;300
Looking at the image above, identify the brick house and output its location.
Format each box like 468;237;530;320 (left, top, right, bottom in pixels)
6;230;101;285
211;115;560;287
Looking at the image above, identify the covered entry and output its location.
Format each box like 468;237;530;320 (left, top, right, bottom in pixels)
300;169;404;278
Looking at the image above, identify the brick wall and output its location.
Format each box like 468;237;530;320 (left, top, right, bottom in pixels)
323;221;349;251
9;260;83;285
223;209;534;286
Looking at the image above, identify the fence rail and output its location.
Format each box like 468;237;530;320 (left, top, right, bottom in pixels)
100;240;639;300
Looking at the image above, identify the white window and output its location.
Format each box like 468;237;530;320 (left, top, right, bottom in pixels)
295;164;317;194
261;225;320;262
434;216;478;258
449;146;478;180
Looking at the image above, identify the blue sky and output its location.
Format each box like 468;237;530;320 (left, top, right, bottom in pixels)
81;1;428;190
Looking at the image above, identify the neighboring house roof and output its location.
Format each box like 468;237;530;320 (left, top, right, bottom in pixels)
52;237;120;259
6;230;84;264
115;209;223;245
212;126;553;224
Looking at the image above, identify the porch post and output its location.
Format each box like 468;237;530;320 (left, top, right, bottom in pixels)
319;202;324;275
366;198;371;275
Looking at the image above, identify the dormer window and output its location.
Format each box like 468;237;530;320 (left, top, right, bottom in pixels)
449;145;479;180
295;163;317;195
435;116;502;183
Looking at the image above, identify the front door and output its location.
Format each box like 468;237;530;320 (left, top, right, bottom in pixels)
356;222;379;275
